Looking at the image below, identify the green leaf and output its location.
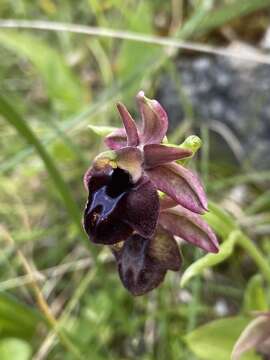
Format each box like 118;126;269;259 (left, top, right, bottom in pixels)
185;316;260;360
0;293;42;340
0;95;87;244
196;0;270;35
0;338;32;360
243;274;268;313
116;1;159;94
0;31;87;114
246;190;270;215
210;171;270;192
181;230;239;287
204;202;237;239
88;125;118;137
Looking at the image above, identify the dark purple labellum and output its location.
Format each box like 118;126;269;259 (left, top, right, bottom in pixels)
84;165;160;244
114;234;166;296
84;168;134;244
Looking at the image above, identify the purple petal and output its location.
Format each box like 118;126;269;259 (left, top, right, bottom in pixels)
113;234;166;296
136;91;168;145
123;176;159;238
116;102;139;147
146;162;208;214
160;195;178;210
104;128;127;150
148;228;182;271
159;205;219;253
143;144;192;168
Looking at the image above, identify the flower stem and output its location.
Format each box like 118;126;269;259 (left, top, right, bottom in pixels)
237;232;270;285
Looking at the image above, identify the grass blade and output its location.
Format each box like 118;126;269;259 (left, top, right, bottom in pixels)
196;0;270;35
0;96;87;243
0;32;87;115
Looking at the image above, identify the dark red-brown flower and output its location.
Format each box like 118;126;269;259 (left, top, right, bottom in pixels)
83;91;219;295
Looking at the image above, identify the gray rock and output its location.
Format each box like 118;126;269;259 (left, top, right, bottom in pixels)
156;56;270;169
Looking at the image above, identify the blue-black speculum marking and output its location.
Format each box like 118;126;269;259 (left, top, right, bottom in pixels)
84;168;134;244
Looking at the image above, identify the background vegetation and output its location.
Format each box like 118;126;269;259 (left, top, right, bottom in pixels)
0;1;270;359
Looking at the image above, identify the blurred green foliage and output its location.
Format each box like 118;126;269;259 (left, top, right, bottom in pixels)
1;0;270;359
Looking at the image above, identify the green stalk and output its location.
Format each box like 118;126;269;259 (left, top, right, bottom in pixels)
237;232;270;285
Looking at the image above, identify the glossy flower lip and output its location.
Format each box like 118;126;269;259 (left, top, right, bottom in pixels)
84;166;133;244
84;165;160;245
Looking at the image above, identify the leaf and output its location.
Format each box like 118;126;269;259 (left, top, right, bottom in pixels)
196;0;270;35
0;51;153;174
243;274;268;313
0;95;87;244
204;201;237;239
0;293;42;340
0;31;87;114
185;316;260;360
180;230;239;287
0;338;32;360
116;1;159;94
246;190;270;215
88;125;119;137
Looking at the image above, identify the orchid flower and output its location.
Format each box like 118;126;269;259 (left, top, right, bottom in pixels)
232;312;270;360
83;91;218;295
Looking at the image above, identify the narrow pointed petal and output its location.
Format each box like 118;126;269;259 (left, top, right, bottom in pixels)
116;102;139;146
144;144;192;168
104;128;127;150
232;315;270;360
159;205;219;253
123;176;159;238
136;91;168;145
147;163;208;214
149;228;182;271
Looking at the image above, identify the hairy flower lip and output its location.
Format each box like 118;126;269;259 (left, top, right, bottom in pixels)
113;229;181;296
83;166;134;244
122;175;160;238
83;166;160;245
